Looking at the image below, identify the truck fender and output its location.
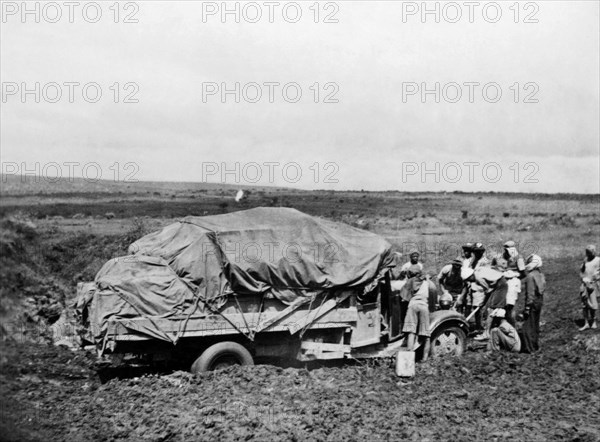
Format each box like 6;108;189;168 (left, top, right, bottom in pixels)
428;310;469;335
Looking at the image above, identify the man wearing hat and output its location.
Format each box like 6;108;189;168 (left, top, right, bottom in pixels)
579;245;599;331
437;258;464;305
461;242;474;265
460;242;490;334
470;242;490;269
488;308;521;353
521;254;545;352
502;240;526;274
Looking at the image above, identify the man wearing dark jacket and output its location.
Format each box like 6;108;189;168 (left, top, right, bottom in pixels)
521;254;545;353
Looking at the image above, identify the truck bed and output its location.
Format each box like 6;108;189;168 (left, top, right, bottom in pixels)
101;290;371;345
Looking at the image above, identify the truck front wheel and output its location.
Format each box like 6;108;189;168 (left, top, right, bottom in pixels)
191;342;254;373
429;326;466;358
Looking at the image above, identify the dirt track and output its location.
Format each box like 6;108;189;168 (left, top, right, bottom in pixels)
1;258;599;442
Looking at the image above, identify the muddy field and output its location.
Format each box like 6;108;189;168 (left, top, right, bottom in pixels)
0;182;599;441
1;258;599;441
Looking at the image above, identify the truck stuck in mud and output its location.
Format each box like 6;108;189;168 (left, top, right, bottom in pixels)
76;207;468;372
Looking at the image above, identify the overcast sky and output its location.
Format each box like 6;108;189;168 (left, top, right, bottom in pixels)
1;1;599;193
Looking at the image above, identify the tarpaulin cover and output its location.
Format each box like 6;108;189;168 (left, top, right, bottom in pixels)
87;207;394;343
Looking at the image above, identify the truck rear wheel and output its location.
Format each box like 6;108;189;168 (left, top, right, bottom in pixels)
191;342;254;373
429;326;466;358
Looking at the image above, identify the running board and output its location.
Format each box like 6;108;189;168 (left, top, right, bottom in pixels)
349;337;410;359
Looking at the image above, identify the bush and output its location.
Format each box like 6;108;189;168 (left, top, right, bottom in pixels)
126;218;149;243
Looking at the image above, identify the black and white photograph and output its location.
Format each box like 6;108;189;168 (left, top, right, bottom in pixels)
1;1;599;440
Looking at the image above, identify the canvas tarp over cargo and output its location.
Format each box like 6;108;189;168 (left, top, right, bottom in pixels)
90;207;394;343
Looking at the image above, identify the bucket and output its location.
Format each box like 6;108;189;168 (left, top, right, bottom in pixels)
395;350;415;377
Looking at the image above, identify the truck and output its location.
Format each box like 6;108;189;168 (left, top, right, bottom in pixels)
77;207;468;372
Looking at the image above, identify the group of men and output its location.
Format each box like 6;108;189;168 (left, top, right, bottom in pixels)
396;240;556;356
398;242;600;356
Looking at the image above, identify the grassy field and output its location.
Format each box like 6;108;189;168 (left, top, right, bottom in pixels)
0;175;598;324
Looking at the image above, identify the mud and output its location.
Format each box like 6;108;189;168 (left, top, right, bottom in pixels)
1;259;599;441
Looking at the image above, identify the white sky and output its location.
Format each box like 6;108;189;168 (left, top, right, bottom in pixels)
1;1;599;192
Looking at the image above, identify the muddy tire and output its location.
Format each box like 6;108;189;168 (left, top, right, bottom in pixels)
191;342;254;373
429;326;466;358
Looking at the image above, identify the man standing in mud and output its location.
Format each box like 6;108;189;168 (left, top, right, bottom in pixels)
579;245;599;331
457;243;489;333
502;240;524;325
401;268;437;360
454;243;473;315
521;254;545;353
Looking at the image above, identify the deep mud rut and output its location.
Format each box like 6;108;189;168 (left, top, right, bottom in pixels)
1;260;599;442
